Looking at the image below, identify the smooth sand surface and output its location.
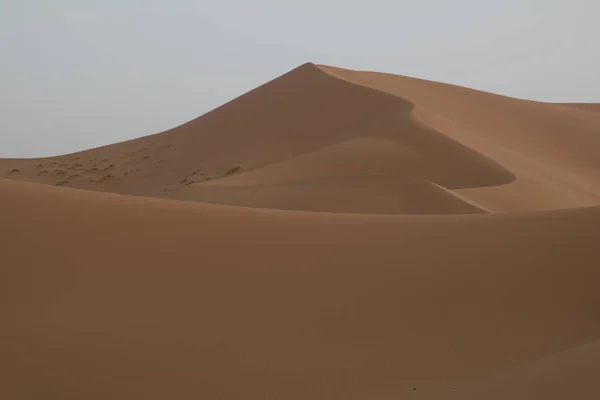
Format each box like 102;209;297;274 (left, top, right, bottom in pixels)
2;63;600;399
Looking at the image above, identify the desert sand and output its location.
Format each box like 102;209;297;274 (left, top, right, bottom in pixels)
1;63;600;399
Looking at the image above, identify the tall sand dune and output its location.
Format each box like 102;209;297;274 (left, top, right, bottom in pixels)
2;63;600;398
2;63;600;212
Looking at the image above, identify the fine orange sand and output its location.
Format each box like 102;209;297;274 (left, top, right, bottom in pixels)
2;63;600;399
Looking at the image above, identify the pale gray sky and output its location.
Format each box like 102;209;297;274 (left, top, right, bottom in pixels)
1;0;599;157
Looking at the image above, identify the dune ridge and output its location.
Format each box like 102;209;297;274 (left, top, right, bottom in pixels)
2;63;600;399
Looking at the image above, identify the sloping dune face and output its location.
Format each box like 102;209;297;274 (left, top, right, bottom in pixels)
2;63;600;399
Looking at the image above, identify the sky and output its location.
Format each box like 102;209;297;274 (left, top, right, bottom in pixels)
1;0;599;157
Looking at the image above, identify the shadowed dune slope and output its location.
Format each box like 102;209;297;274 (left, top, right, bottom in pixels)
1;178;600;399
0;63;433;198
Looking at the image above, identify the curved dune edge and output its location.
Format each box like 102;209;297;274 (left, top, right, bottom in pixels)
2;178;600;399
398;179;490;214
200;135;514;189
169;174;489;215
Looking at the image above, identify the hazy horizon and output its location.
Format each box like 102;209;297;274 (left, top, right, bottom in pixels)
2;0;599;157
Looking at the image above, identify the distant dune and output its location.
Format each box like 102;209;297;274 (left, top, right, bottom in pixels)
1;63;600;399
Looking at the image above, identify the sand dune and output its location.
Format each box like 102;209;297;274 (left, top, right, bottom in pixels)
2;63;600;398
2;63;599;212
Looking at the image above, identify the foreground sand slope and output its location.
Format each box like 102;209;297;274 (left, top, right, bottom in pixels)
2;178;600;399
2;63;599;213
